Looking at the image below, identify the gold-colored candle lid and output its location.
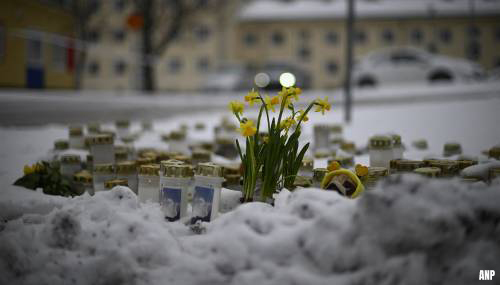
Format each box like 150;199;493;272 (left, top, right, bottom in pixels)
427;160;460;176
313;168;328;182
93;163;114;174
162;164;193;178
488;146;500;160
60;154;81;164
88;134;114;145
301;158;314;170
54;139;69;150
87;122;101;133
414;167;441;178
443;142;462;156
456;159;477;171
191;149;211;161
196;162;223;177
115;120;130;128
412;139;428;150
115;161;137;174
223;174;241;185
169;130;186;140
391;134;402;146
489;167;500;181
69;126;83;136
74;170;93;183
368;167;389;177
396;160;425;172
369;135;393;149
328;156;354;167
195;122;206;130
331;124;343;134
137;156;156;166
340;141;356;152
173;155;191;164
105;179;128;189
138;164;160;176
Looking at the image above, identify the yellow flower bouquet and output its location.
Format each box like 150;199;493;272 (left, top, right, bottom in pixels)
229;86;331;202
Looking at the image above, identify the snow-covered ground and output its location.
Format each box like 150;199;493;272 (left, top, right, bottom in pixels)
1;84;500;284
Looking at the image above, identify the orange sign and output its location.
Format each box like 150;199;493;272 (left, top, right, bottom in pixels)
127;13;143;30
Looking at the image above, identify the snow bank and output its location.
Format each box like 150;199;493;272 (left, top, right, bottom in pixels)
1;175;499;285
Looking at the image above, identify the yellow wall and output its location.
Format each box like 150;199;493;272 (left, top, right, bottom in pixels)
237;16;500;89
0;0;75;88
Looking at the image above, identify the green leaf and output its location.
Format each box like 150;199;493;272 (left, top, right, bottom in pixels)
13;173;40;190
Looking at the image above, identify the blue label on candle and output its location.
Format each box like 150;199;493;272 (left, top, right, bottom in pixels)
191;186;214;223
161;187;181;221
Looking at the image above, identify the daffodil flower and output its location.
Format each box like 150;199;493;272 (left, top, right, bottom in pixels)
296;109;309;122
264;95;280;112
244;89;260;107
287;87;301;101
314;96;331;115
239;120;257;137
24;164;35;175
327;161;341;172
228;100;244;115
279;116;296;131
355;164;369;177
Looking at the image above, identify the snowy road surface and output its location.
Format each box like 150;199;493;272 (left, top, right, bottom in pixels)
0;81;499;126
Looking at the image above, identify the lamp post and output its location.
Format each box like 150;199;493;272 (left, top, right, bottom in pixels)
343;0;355;123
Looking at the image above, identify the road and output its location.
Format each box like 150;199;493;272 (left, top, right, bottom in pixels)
0;82;499;126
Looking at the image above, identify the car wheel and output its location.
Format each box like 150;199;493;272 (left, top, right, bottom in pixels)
357;76;377;88
429;70;453;83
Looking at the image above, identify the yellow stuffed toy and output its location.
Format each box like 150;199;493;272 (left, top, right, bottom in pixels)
321;161;365;199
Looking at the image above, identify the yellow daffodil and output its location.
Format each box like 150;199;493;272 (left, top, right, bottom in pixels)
23;163;44;175
327;161;341;172
355;164;369;177
239;120;257;137
287;87;301;101
314;96;331;115
228;100;244;115
24;164;35;175
279;116;296;131
244;89;260;107
264;95;280;112
296;109;309;123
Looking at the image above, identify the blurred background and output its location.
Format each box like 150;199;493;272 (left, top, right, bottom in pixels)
0;0;499;125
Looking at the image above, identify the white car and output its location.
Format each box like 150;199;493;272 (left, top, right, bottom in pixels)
200;64;250;92
353;47;485;88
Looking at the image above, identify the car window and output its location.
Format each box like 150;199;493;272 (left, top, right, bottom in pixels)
389;51;424;64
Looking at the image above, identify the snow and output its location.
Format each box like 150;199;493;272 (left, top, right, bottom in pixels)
1;85;500;284
239;0;500;22
1;175;499;284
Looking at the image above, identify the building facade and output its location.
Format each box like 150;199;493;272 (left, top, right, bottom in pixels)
0;0;76;89
81;0;500;91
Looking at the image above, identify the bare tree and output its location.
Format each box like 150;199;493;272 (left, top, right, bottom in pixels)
71;0;99;89
134;0;227;92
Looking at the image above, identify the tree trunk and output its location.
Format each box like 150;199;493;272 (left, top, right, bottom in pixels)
142;0;155;92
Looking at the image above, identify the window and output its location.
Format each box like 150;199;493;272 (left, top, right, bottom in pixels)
494;27;500;41
410;28;423;43
439;28;452;44
297;47;311;61
167;58;182;73
325;31;339;45
271;31;285;46
467;26;480;39
194;25;210;42
88;30;99;42
197;57;210;72
113;30;125;42
466;41;481;61
298;30;310;41
114;59;126;75
355;30;367;44
26;37;42;65
243;33;258;46
381;29;394;43
325;60;338;75
114;0;125;11
51;44;66;72
88;61;99;75
0;25;5;59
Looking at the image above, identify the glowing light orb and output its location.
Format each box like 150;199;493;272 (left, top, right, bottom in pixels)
279;72;296;87
254;73;270;88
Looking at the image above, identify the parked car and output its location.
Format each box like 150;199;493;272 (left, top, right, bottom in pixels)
200;64;251;92
353;47;485;88
257;62;311;90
